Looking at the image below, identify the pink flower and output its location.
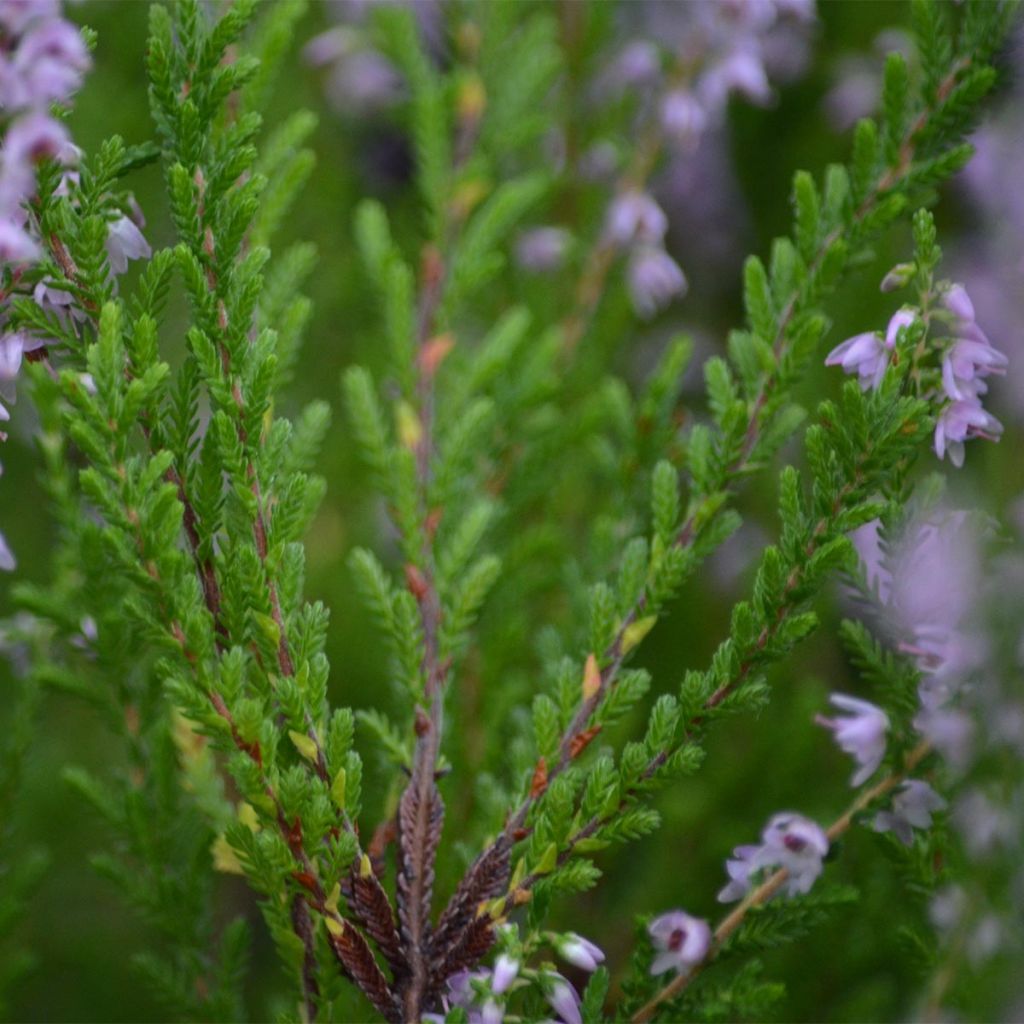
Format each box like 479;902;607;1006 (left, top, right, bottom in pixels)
825;310;916;390
0;527;14;571
815;692;889;786
555;932;605;972
873;779;946;846
751;812;829;895
105;214;151;276
605;190;667;247
648;910;712;975
941;338;1007;400
661;89;707;149
913;706;975;771
491;955;518;995
717;843;760;902
0;219;40;263
515;226;571;272
933;398;1003;468
627;245;687;318
543;973;581;1024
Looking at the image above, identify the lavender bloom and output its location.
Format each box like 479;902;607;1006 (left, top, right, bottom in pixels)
0;528;14;571
544;973;582;1024
105;214;151;276
661;89;707;149
751;812;830;896
627;245;687;318
815;692;889;786
648;910;712;975
9;16;89;106
4;110;71;166
555;932;605;972
443;969;506;1024
933;399;1003;468
491;954;518;995
952;789;1014;857
479;999;503;1024
515;226;571;273
939;283;1008;401
719;814;829;902
698;45;773;113
0;0;60;36
944;282;975;323
914;705;975;771
873;780;947;846
605;190;668;247
942;340;1008;401
607;39;661;92
716;843;760;902
824;309;915;390
0;219;39;263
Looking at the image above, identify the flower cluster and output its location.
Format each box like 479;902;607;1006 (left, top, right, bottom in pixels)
1;0;90;569
825;281;1007;468
718;811;830;902
0;0;90;403
422;931;606;1024
598;0;817;319
605;189;687;318
933;284;1007;467
815;692;889;786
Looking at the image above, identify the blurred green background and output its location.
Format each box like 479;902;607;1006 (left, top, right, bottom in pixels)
1;1;1020;1020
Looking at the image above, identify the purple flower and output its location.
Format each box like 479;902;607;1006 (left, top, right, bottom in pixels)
873;780;947;846
0;219;40;263
544;973;581;1024
752;812;829;895
105;214;151;276
824;309;915;390
825;330;889;389
699;46;773;113
933;398;1003;468
952;789;1013;857
815;692;889;786
608;40;661;91
0;0;61;36
0;528;14;571
605;190;668;247
10;16;90;107
555;932;605;972
515;226;571;273
913;705;975;771
627;245;687;318
941;338;1007;401
661;89;707;149
303;25;357;67
324;48;405;114
491;954;518;995
648;910;712;975
4;110;71;166
943;283;975;323
717;843;760;902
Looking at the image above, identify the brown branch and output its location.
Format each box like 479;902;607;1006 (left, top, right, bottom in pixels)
291;895;321;1023
396;242;450;1023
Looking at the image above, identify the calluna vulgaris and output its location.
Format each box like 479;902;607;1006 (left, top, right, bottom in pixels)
1;0;1022;1022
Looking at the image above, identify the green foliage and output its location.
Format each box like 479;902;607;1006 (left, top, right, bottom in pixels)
0;0;1017;1020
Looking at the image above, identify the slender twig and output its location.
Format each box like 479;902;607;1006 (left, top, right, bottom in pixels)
630;740;933;1024
397;243;450;1022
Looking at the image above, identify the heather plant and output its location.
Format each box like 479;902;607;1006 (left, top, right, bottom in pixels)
0;1;1021;1022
